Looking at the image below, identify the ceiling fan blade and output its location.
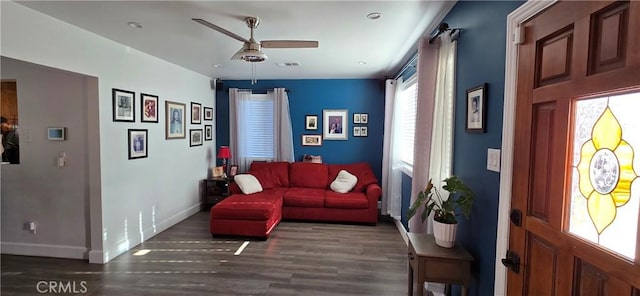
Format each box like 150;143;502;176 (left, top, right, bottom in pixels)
192;18;250;43
261;40;319;48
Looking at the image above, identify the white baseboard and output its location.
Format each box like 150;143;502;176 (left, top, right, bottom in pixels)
394;218;409;246
1;242;88;259
88;250;104;264
102;203;201;263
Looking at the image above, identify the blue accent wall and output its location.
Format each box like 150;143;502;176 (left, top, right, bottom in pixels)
401;173;412;230
441;1;523;296
215;79;385;180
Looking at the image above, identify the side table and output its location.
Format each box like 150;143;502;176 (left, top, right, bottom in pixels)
408;233;473;296
201;177;230;211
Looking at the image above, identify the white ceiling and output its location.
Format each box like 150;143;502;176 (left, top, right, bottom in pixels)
16;1;455;80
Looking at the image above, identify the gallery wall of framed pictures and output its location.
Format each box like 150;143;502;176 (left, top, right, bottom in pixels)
111;87;215;159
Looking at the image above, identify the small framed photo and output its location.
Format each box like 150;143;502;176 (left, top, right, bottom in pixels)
354;126;361;136
191;102;202;124
112;88;135;122
141;93;159;123
47;127;66;141
360;126;368;137
360;113;368;124
302;135;322;146
305;115;318;130
190;129;203;146
212;166;224;178
204;107;213;121
466;83;487;133
353;113;361;124
128;129;148;159
204;125;213;141
323;109;348;140
229;165;239;177
166;101;186;139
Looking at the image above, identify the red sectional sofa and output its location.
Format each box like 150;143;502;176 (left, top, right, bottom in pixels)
209;161;381;238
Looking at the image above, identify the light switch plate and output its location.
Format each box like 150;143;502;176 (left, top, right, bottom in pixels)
487;148;501;172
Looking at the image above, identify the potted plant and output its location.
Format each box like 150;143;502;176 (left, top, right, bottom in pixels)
408;176;474;248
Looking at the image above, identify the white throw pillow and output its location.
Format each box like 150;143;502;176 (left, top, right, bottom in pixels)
330;170;358;193
234;174;263;194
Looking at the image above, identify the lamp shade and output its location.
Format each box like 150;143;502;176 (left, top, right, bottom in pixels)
217;146;231;159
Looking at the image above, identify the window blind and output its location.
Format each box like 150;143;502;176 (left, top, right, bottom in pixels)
240;94;274;158
399;79;418;166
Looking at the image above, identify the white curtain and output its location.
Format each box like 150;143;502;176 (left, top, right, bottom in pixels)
229;88;253;172
229;88;294;173
409;34;457;233
270;88;295;162
381;79;404;219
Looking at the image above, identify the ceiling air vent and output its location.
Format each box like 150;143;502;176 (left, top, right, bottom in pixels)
276;62;301;67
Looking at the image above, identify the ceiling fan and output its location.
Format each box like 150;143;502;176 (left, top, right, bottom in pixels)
193;17;319;62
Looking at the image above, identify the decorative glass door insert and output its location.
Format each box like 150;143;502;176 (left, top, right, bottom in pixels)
569;91;640;260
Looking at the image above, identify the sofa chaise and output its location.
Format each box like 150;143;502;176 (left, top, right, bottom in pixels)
209;161;381;238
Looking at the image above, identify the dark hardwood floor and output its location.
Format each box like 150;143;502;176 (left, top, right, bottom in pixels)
1;211;408;295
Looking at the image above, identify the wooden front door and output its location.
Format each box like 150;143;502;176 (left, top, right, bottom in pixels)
508;1;640;295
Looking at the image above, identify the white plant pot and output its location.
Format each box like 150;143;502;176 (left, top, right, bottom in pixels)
433;220;457;248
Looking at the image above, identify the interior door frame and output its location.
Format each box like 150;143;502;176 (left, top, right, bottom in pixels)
494;1;557;295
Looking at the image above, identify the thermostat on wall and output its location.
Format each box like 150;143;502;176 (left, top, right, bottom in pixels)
47;127;66;141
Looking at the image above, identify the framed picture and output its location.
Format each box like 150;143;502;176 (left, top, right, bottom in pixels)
141;93;159;123
466;83;487;133
47;127;66;141
322;109;348;140
353;113;361;124
212;166;224;178
353;126;361;137
302;134;322;146
360;113;369;124
204;107;213;121
360;126;368;137
204;125;213;141
191;102;202;124
112;88;135;122
305;115;318;130
165;101;186;139
229;165;239;177
190;129;203;146
128;129;148;159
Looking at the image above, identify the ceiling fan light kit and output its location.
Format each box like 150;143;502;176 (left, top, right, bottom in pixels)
193;16;319;63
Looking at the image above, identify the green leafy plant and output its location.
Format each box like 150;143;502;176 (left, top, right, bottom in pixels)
407;176;475;224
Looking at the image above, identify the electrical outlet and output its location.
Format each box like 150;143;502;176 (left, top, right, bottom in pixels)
23;222;37;234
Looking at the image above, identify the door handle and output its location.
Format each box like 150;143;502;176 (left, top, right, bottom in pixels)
501;250;520;273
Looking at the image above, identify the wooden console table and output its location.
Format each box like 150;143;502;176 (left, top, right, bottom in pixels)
408;233;473;296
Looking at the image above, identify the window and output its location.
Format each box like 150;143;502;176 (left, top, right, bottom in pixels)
398;77;418;167
238;94;274;159
568;91;640;260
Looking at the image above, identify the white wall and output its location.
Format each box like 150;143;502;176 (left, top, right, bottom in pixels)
1;57;95;259
1;1;216;263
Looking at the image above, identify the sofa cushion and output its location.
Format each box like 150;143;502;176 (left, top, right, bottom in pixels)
330;170;358;193
328;163;378;192
234;174;263;194
211;192;282;221
324;191;369;209
289;162;329;189
249;168;276;189
250;161;290;187
283;187;326;208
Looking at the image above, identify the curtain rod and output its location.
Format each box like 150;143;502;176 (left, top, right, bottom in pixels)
392;53;418;80
225;88;290;94
428;22;460;44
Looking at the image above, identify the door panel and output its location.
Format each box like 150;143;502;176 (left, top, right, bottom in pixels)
508;1;640;295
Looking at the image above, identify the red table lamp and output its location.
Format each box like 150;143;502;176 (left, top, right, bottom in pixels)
217;146;231;175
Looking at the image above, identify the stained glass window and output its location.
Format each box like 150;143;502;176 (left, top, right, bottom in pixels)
569;92;640;260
